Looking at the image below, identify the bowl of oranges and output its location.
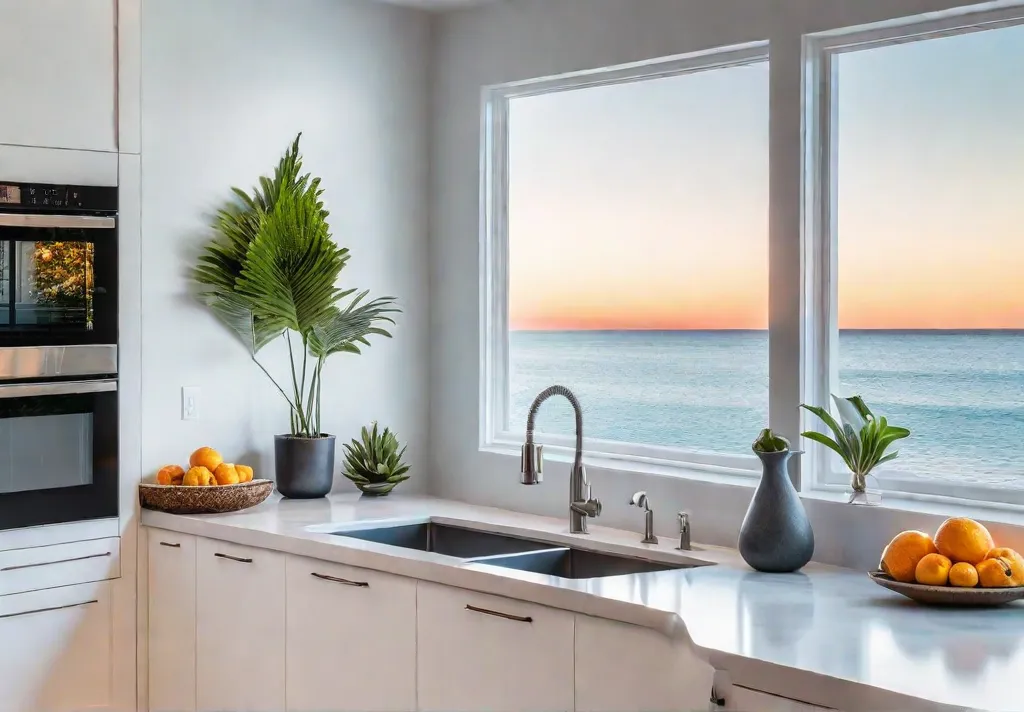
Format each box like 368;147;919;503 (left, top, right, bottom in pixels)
138;447;274;515
870;518;1024;606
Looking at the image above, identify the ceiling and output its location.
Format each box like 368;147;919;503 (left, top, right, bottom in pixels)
380;0;501;10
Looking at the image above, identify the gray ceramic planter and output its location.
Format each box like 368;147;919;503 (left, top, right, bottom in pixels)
738;450;814;573
274;434;335;499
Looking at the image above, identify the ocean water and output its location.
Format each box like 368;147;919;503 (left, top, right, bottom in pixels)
509;330;1024;487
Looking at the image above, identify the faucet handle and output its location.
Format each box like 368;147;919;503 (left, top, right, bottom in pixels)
520;443;543;485
629;490;650;510
676;511;691;551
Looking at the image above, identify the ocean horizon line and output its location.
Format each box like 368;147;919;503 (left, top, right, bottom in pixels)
511;328;1024;335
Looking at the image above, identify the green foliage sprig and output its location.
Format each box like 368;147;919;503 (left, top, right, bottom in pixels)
801;395;910;493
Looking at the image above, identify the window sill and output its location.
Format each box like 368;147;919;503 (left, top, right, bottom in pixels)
801;486;1024;528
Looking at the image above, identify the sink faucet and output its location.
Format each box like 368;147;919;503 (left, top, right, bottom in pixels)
520;385;601;534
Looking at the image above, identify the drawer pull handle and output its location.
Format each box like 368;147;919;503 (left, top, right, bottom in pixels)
311;572;369;588
159;542;181;548
465;604;533;623
0;599;98;620
1;552;112;573
214;553;252;564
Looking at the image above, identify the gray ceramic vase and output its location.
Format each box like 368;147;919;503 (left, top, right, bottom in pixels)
738;450;814;573
274;434;335;499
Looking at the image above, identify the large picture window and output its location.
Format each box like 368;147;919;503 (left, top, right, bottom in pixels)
806;12;1024;503
485;46;769;472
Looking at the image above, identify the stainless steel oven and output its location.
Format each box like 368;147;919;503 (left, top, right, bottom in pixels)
0;181;118;531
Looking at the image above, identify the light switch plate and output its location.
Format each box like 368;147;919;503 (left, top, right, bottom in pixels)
182;386;201;420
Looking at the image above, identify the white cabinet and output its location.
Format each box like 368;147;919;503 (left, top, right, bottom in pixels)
575;615;714;712
0;580;113;712
196;538;286;712
416;581;575;712
725;686;833;712
148;530;197;712
286;556;416;712
0;0;118;151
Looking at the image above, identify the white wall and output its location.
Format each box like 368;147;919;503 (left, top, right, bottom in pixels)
141;0;431;494
428;0;1024;571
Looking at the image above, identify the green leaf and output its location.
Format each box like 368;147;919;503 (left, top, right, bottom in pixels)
800;431;852;469
832;394;871;431
800;404;844;442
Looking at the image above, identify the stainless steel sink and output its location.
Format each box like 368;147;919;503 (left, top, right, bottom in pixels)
333;522;555;559
477;547;698;579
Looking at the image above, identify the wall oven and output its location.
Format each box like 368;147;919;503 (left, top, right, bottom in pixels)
0;181;118;531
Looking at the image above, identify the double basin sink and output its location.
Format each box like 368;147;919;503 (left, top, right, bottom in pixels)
332;521;706;580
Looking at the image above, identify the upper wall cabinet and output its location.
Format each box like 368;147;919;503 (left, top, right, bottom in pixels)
0;0;117;152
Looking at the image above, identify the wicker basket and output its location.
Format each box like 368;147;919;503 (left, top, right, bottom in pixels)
139;479;274;515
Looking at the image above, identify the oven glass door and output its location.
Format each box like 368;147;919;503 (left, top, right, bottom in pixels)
0;379;118;530
0;216;117;345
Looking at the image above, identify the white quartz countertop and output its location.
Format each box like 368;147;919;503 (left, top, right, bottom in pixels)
141;493;1023;712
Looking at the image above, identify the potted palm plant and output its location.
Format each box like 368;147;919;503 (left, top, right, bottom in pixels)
194;134;399;498
801;395;910;505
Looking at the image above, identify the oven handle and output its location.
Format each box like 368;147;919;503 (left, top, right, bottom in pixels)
0;214;116;229
0;379;118;399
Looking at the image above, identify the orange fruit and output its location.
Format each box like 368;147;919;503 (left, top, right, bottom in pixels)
236;464;254;483
189;447;223;473
933;518;995;565
948;562;979;588
880;530;937;583
979;548;1024;587
182;466;214;487
213;462;240;486
156;465;185;486
915;553;952;586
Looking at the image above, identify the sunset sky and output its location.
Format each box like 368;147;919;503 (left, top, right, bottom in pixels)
509;24;1024;331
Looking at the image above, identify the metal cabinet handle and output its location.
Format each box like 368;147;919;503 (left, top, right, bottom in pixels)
465;604;533;623
214;553;252;564
311;572;369;588
0;599;98;620
710;687;726;707
159;542;181;548
1;551;111;572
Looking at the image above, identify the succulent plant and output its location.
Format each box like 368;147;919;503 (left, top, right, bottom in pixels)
341;422;410;495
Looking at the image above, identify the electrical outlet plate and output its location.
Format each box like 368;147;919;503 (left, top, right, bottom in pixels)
182;386;200;421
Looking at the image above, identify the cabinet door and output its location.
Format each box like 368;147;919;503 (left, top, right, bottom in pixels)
575;615;714;712
196;538;286;712
0;580;113;712
0;0;117;151
148;530;197;712
286;556;416;712
726;686;834;712
417;582;574;712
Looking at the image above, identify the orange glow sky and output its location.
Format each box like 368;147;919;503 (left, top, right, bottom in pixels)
509;28;1024;331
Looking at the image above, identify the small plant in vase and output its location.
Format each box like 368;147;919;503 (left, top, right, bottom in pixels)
342;422;411;496
801;395;910;505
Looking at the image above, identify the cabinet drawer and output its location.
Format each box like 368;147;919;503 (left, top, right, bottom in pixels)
148;531;197;712
0;537;119;596
0;580;114;711
417;582;575;712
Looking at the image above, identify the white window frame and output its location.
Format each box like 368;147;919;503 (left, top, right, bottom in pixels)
802;4;1024;506
480;42;770;478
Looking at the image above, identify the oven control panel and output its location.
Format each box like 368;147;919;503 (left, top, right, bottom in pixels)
0;182;117;213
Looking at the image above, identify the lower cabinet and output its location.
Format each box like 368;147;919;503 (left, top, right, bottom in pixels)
416;581;575;712
148;530;197;712
0;580;114;712
286;555;417;712
574;614;714;712
195;537;286;712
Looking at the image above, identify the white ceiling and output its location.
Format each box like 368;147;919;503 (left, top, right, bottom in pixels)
380;0;501;11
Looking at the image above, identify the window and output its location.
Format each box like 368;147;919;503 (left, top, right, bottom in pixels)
484;46;769;472
806;12;1024;503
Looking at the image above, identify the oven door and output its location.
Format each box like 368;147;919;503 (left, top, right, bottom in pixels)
0;214;117;346
0;379;118;531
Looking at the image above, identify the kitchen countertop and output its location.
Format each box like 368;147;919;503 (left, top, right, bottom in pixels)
142;493;1022;712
